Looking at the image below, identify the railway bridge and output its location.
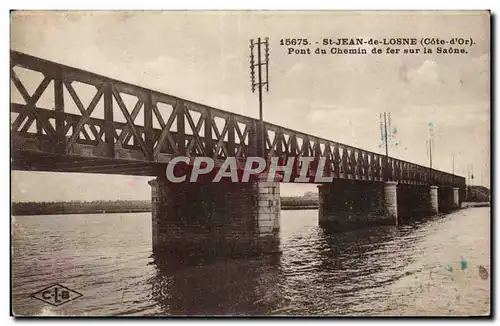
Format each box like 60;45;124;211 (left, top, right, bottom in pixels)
10;51;466;256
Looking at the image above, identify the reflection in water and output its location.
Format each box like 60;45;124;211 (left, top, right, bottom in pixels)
275;217;411;315
12;208;490;316
149;254;284;316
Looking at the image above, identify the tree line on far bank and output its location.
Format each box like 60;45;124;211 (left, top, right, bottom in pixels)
12;196;320;215
11;200;152;216
11;185;489;216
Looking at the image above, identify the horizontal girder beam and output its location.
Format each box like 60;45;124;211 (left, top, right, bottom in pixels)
10;50;465;187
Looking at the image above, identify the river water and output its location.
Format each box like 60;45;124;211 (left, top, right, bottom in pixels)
12;207;490;316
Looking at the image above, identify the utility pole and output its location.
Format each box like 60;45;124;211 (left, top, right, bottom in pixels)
429;140;432;169
249;37;269;156
428;139;433;182
384;112;389;157
378;112;391;157
427;122;435;184
452;153;455;175
378;112;394;181
467;165;470;201
379;113;389;180
426;139;433;182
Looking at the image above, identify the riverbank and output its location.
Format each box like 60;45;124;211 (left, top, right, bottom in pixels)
12;198;491;216
12;200;491;216
12;198;320;216
461;202;490;208
11;200;152;216
281;205;318;210
12;206;320;215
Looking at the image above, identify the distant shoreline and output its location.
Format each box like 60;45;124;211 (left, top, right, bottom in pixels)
11;198;320;216
11;206;321;216
11;199;489;216
461;202;490;208
12;208;154;216
281;205;318;210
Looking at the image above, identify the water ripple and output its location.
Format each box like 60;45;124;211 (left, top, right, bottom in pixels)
12;208;490;316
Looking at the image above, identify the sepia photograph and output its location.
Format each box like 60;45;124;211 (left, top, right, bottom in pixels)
10;10;491;317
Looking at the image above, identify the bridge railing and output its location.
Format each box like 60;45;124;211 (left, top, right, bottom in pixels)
262;122;465;187
10;50;465;187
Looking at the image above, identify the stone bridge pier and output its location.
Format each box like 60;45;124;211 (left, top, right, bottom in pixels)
397;184;436;219
437;186;456;213
319;181;462;230
148;176;281;257
318;180;397;230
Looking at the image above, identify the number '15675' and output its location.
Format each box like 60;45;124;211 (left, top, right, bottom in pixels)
280;38;309;46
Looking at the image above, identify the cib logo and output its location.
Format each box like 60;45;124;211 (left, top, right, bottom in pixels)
30;283;82;306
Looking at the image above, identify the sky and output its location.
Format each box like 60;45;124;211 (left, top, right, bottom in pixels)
10;11;490;202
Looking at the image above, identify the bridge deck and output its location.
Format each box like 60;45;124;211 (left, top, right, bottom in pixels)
10;51;465;187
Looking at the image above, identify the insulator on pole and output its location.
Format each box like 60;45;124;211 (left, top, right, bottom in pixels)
265;38;269;92
249;37;270;124
250;40;256;92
